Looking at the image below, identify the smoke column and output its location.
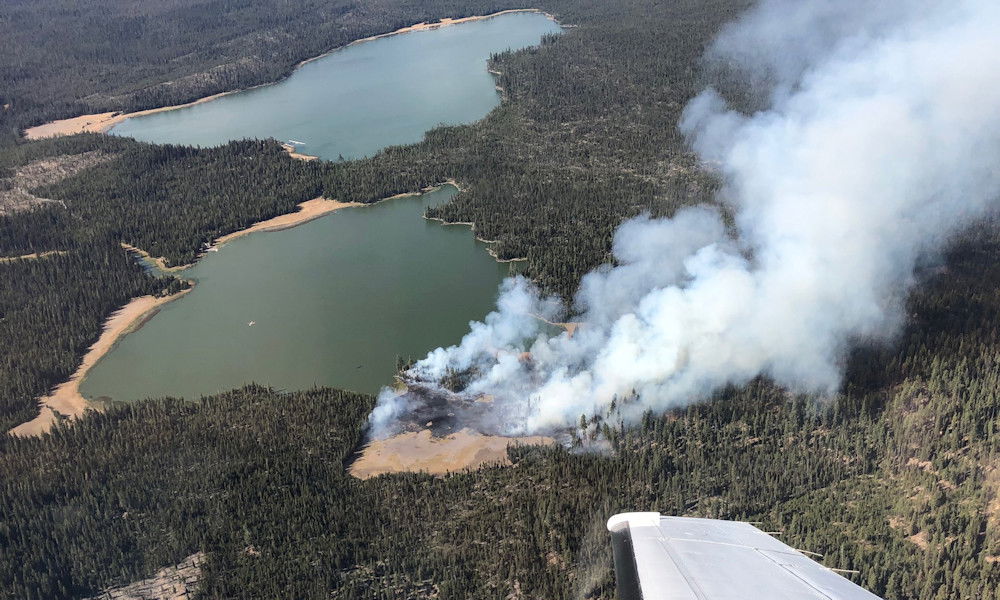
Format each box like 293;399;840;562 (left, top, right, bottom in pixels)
371;0;1000;436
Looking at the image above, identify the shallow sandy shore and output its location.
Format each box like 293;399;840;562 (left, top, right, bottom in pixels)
119;197;362;272
280;142;318;161
215;197;362;245
23;112;123;139
348;9;553;45
24;9;556;142
22;91;234;139
350;428;554;479
212;180;456;250
8;288;192;438
0;250;68;263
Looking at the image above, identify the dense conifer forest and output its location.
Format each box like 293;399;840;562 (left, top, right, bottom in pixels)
1;0;999;598
0;244;174;432
1;134;327;264
2;230;999;599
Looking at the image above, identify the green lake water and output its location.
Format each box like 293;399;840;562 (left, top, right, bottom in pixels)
81;12;559;401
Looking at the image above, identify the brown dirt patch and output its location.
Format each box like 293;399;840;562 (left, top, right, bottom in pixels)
350;428;554;479
0;151;110;215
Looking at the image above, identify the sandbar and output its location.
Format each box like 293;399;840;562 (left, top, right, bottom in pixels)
8;288;192;437
120;197;362;272
22;91;233;139
215;197;362;245
280;142;318;161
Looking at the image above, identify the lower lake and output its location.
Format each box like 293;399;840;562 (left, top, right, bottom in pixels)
80;186;509;400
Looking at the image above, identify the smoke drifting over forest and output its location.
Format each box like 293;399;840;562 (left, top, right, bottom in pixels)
370;0;1000;436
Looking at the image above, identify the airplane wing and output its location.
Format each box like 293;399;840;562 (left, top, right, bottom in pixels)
607;512;883;600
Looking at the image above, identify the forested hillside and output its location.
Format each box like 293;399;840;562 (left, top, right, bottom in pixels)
2;228;999;599
33;138;324;266
0;245;173;432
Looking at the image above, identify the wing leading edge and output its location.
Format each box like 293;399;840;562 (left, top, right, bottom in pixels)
607;512;884;600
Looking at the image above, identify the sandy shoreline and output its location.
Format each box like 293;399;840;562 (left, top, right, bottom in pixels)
215;197;362;245
280;143;318;161
352;179;460;206
23;9;555;141
8;288;192;438
23;90;235;139
120;197;363;272
302;9;554;66
350;428;554;479
336;8;556;52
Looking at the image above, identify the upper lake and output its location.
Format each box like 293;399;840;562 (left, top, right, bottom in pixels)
81;12;560;402
109;12;561;160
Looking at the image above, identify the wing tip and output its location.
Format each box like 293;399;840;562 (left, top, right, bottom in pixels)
607;511;661;532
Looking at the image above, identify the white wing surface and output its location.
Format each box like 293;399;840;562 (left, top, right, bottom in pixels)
607;512;883;600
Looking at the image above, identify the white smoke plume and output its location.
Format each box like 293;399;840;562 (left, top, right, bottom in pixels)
371;0;1000;436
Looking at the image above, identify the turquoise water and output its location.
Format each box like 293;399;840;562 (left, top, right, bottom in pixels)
110;12;561;160
81;13;559;401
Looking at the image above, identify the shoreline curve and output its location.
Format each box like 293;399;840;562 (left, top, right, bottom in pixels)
22;9;556;140
121;197;365;272
12;185;450;437
8;287;193;438
214;197;363;245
